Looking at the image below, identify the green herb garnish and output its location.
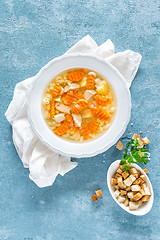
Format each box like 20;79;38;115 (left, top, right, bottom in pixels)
120;139;150;172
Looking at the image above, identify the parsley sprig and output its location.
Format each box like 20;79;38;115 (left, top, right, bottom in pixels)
120;139;150;172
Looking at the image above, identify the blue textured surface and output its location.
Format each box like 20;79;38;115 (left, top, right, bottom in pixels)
0;1;160;239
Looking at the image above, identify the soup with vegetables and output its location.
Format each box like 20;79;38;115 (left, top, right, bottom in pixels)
42;68;116;142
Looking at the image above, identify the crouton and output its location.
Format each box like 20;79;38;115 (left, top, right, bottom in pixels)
120;190;127;196
114;173;121;179
140;175;146;182
142;137;150;145
120;184;127;189
140;179;145;184
124;198;129;207
117;176;123;186
124;177;132;187
131;185;141;192
139;189;145;196
140;195;150;202
132;192;142;201
133;173;141;179
122;171;129;179
111;178;117;186
143;187;151;196
114;185;119;190
133;170;141;179
130;174;136;182
133;178;141;185
143;168;149;174
124;175;136;186
137;171;141;178
114;190;120;198
117;176;126;189
140;183;147;189
91;195;97;201
117;195;126;203
127;192;134;199
129;168;138;175
126;186;131;192
117;168;123;175
132;134;140;140
129;201;140;210
137;138;144;147
95;189;103;198
116;141;123;150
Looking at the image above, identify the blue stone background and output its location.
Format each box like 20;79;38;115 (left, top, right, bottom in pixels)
0;0;160;239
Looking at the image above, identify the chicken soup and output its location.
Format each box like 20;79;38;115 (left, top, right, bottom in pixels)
42;68;116;142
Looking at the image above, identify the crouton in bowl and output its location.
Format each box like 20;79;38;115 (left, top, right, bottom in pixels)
28;54;131;157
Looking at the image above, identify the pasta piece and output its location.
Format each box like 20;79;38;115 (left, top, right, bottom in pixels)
54;121;70;136
87;74;95;90
74;92;85;101
73;99;89;114
50;100;55;118
66;114;74;126
51;83;62;97
63;91;74;105
89;120;100;134
96;106;110;121
81;123;89;140
90;101;99;115
96;95;112;105
88;71;96;78
67;69;84;82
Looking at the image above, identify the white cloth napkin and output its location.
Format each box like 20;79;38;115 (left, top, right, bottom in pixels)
5;35;142;188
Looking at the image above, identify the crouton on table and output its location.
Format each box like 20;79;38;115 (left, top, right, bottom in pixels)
95;189;103;198
91;195;97;201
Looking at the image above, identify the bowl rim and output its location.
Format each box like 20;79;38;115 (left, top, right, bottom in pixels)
107;160;154;216
28;53;131;158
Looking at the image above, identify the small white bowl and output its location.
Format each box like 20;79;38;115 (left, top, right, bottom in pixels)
107;160;154;216
28;54;131;158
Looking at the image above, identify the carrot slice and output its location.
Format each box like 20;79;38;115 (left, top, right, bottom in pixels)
89;120;100;134
81;123;89;140
90;101;99;115
96;106;110;121
66;114;74;126
50;100;55;118
87;74;95;89
74;92;85;101
73;99;89;114
96;95;112;105
67;69;84;82
54;121;70;136
63;91;74;105
51;83;62;97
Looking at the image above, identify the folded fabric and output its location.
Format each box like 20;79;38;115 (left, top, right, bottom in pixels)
5;35;142;188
